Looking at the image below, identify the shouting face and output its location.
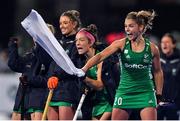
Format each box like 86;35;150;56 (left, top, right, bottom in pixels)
124;18;143;41
161;36;175;56
75;32;92;55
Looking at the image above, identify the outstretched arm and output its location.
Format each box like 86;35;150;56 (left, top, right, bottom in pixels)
82;39;124;73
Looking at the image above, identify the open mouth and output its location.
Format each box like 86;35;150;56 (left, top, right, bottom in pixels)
163;47;167;49
77;47;84;52
77;47;83;50
61;28;66;33
162;46;168;50
126;32;133;37
77;47;85;54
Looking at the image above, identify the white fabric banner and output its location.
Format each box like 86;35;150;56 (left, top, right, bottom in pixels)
21;9;84;77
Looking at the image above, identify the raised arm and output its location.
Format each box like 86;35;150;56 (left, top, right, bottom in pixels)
151;43;164;95
8;39;29;72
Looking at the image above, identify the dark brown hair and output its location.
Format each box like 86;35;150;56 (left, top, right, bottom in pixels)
161;33;176;44
61;10;82;30
86;24;98;41
79;24;99;47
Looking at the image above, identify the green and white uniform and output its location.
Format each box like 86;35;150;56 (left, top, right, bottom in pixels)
86;51;112;117
113;38;157;109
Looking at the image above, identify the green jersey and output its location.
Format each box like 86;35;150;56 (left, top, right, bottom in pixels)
113;38;157;109
86;50;112;117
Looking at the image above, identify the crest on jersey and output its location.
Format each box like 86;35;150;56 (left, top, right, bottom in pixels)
124;49;128;54
143;53;149;63
126;55;131;59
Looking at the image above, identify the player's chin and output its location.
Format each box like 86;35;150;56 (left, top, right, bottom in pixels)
77;51;85;55
127;36;134;40
61;30;68;35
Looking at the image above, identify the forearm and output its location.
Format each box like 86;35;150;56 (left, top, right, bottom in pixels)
154;69;164;95
84;77;103;91
82;41;120;73
82;53;103;72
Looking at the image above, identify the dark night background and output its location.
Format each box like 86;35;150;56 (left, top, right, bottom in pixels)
1;0;180;50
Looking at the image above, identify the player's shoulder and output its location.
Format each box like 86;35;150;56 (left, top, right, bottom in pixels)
150;41;160;56
111;37;126;48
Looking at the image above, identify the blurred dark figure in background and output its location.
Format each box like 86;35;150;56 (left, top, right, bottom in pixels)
8;24;54;120
8;37;49;120
8;37;31;120
158;33;180;120
0;49;11;73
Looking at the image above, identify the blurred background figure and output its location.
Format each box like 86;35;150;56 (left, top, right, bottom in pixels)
0;49;11;73
8;24;55;120
158;33;180;120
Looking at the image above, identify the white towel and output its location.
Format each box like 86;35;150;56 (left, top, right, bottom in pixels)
21;9;85;77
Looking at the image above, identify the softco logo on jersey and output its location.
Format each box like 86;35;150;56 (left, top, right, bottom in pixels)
124;63;148;69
